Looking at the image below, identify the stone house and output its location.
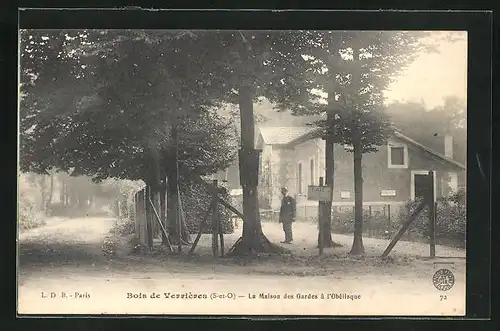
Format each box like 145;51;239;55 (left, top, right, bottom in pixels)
254;126;466;219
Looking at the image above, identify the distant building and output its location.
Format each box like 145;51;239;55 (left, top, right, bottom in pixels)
213;161;240;190
255;126;466;216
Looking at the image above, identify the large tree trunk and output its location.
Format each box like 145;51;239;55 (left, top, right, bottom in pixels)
318;38;344;249
350;140;365;255
178;192;191;240
318;134;342;248
165;128;190;246
159;178;168;245
228;84;286;256
151;146;169;245
166;172;191;245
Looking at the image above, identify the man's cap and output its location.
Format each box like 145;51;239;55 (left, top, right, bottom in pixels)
281;187;288;191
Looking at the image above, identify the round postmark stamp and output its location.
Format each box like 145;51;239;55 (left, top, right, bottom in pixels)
432;268;455;291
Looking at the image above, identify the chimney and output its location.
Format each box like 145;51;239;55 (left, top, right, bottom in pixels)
444;135;454;159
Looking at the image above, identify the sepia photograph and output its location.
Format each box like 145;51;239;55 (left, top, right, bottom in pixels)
17;27;468;316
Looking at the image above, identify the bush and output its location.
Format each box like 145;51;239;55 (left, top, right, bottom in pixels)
181;182;234;235
110;217;136;237
330;209;392;236
397;190;466;244
331;211;354;234
326;190;465;247
19;190;46;231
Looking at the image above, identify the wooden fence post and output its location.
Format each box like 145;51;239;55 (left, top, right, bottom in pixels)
142;189;148;245
148;194;173;252
160;182;168;245
176;186;182;253
211;180;219;258
318;177;324;256
219;206;225;258
368;205;372;236
428;171;436;258
138;189;146;245
387;204;391;235
134;193;140;239
145;185;153;249
134;192;139;238
137;191;142;243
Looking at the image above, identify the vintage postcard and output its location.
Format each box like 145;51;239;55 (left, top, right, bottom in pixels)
17;27;467;316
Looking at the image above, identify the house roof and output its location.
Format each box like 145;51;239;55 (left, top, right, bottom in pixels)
256;126;317;146
393;131;466;170
259;126;466;171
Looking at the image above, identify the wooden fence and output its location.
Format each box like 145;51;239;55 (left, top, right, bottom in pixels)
133;177;244;257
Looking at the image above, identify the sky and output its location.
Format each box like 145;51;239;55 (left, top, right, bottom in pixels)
384;32;467;109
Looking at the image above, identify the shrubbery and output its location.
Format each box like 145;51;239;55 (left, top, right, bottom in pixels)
181;182;235;235
330;210;393;237
328;190;466;247
399;190;466;244
19;189;46;231
110;217;136;237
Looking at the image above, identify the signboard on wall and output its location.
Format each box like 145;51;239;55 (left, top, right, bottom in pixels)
307;186;332;201
380;190;397;197
340;191;351;199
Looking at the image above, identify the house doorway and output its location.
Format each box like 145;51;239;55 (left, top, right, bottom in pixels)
411;170;436;201
414;174;428;199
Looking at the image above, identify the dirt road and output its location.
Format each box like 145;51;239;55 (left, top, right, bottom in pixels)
18;217;466;316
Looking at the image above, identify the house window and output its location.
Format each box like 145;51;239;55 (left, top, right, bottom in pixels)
387;144;408;169
391;147;405;165
297;162;304;194
309;158;315;185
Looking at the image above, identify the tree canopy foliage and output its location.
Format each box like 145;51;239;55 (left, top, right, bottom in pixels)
265;31;435;151
386;96;466;164
20;29;239;183
20;30;434;180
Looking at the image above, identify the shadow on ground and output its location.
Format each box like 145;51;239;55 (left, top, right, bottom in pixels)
18;241;108;268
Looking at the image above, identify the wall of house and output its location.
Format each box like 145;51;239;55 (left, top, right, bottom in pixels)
256;139;322;210
257;144;273;209
271;148;296;209
331;137;465;204
269;135;465;207
259;144;305;210
260;135;466;225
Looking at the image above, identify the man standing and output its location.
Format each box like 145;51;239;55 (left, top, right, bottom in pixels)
279;187;296;244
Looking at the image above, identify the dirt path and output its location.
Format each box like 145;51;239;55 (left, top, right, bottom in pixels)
18;216;115;270
18;218;466;316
